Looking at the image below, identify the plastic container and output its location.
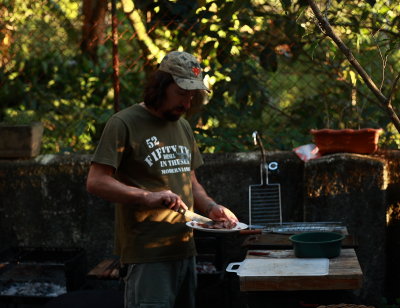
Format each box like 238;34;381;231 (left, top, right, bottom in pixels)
289;232;345;258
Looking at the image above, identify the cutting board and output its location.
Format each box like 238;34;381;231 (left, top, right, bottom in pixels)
226;258;329;276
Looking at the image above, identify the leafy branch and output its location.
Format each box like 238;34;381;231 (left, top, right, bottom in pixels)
307;0;400;133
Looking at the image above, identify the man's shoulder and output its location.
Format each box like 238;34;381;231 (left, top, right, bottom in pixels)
114;104;140;117
111;104;143;123
177;117;195;138
178;116;190;125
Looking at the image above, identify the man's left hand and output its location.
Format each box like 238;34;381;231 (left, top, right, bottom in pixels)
207;203;238;223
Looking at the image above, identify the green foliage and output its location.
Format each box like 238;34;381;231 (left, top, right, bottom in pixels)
1;0;400;153
2;109;40;125
0;53;113;153
180;0;400;151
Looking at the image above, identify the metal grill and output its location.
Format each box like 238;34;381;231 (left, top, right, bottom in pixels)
249;131;282;227
0;247;86;301
249;183;282;225
262;222;347;235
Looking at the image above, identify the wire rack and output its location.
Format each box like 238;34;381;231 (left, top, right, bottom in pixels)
317;305;375;308
249;183;282;226
262;222;347;234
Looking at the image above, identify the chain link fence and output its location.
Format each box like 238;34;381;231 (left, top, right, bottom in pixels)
1;0;399;153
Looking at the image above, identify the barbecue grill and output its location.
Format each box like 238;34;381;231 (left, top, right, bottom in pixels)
248;132;347;235
0;247;87;306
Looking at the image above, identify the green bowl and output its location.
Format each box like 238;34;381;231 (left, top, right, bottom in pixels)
289;232;345;258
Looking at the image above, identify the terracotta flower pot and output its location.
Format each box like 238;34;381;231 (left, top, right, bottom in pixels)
310;128;383;155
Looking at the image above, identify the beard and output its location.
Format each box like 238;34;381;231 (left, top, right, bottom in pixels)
161;106;187;121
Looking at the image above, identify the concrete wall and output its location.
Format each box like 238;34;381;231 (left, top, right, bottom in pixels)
304;154;388;305
0;151;399;306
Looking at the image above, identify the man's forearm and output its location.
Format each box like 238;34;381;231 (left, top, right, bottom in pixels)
87;163;188;211
87;173;149;205
190;171;217;216
193;191;217;216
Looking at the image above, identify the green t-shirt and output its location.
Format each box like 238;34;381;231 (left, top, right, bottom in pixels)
92;104;204;263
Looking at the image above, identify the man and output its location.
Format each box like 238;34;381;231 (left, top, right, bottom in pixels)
86;51;238;308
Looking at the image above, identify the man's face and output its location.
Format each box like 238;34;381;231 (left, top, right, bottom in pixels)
158;83;195;121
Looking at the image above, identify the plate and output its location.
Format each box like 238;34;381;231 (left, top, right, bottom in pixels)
186;221;248;233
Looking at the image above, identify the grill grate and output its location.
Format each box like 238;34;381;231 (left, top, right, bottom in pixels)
0;247;86;299
262;222;347;234
249;131;282;226
249;184;282;225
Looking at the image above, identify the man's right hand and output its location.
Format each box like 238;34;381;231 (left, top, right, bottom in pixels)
146;190;188;212
87;163;188;212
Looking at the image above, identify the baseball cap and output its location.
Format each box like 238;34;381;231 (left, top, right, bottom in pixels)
158;51;210;92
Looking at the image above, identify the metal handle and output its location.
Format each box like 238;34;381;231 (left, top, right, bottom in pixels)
164;202;187;215
252;131;268;185
225;262;242;273
177;208;186;215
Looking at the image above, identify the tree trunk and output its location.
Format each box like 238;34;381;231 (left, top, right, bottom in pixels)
81;0;108;62
120;0;163;76
0;3;14;68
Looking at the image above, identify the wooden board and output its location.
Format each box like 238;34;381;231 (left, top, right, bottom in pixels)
87;258;120;280
227;258;329;276
236;249;363;291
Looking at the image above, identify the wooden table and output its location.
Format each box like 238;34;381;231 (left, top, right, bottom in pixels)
236;249;363;292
